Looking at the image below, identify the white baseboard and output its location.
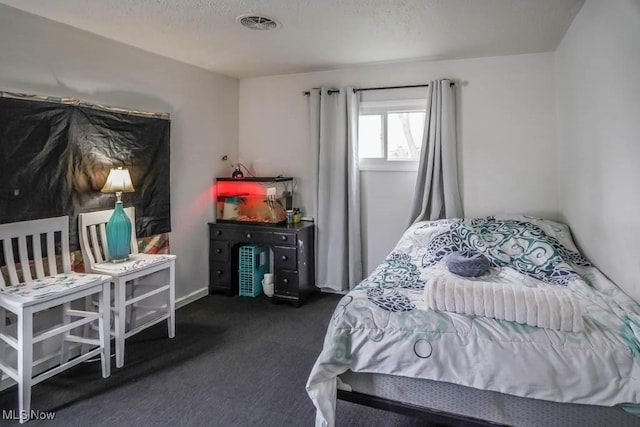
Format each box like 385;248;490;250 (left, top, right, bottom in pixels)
175;287;208;309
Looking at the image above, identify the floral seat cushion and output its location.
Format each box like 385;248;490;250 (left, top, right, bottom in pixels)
94;253;175;274
0;273;104;302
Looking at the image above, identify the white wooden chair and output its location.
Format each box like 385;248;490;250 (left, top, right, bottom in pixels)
0;216;110;424
78;207;175;368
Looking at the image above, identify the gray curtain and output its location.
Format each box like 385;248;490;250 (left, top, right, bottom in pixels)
408;79;463;224
309;87;363;291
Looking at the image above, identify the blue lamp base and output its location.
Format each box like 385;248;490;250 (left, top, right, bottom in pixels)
106;201;132;262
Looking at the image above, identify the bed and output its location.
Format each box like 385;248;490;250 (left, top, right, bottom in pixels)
306;215;640;426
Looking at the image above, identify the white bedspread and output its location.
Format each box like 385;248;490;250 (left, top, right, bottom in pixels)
306;216;640;427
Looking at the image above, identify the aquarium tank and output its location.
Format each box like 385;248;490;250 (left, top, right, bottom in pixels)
214;177;294;224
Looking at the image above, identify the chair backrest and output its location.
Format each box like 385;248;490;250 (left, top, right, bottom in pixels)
78;207;139;270
0;216;72;288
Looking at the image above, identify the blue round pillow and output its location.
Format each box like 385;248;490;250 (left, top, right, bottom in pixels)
445;251;490;277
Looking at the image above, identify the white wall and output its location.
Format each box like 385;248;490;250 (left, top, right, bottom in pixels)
360;171;417;273
239;53;559;273
556;0;640;302
0;5;239;302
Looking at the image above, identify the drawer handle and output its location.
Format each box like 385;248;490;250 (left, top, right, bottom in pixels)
281;235;287;241
216;270;223;276
216;248;222;254
283;278;289;284
216;230;222;236
281;255;288;261
246;233;252;238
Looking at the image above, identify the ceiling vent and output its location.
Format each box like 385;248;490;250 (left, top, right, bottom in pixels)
236;14;281;31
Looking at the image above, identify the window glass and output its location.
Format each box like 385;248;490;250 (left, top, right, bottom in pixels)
387;111;425;161
357;99;426;171
357;114;384;158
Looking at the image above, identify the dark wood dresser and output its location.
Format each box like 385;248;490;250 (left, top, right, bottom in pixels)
208;221;315;306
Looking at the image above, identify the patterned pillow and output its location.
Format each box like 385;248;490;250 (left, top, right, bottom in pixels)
451;218;592;285
422;217;590;286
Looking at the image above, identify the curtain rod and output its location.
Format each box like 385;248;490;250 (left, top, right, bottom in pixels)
303;81;454;96
302;89;340;96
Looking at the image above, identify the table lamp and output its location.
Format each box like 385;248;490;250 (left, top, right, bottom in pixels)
101;167;135;262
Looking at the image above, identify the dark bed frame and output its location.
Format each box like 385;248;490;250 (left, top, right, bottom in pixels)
337;389;509;427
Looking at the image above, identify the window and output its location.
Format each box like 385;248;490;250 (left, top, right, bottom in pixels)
358;99;426;171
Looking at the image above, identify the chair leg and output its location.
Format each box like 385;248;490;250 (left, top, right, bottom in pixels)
60;302;71;364
99;281;111;378
0;307;5;382
80;296;94;355
17;308;33;424
114;278;127;368
128;279;137;331
168;263;176;338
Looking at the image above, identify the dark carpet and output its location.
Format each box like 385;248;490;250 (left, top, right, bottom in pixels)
0;292;426;426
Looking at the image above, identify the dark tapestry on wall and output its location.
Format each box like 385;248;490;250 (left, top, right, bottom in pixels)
0;95;171;250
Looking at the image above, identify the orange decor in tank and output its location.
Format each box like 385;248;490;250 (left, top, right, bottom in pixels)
214;177;294;224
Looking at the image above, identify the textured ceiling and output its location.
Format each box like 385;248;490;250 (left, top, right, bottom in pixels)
0;0;584;78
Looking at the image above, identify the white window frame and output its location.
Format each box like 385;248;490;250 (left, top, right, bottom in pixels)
358;99;427;172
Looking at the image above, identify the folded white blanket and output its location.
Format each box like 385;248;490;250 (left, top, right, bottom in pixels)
424;275;584;332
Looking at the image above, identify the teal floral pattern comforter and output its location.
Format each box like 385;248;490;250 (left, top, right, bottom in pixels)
306;216;640;427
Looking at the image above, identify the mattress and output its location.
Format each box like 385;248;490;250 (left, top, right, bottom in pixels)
339;370;640;427
307;216;640;427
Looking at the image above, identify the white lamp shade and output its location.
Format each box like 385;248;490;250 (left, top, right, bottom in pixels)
101;167;135;193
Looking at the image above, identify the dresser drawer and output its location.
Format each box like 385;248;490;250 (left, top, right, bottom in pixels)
211;226;233;240
273;246;297;270
210;240;229;262
275;269;299;295
230;229;271;244
272;232;297;246
210;262;231;284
